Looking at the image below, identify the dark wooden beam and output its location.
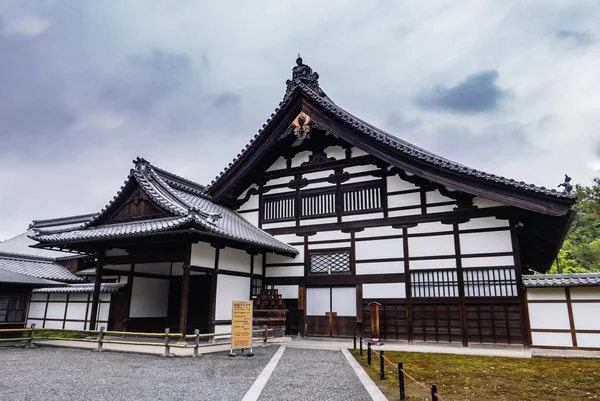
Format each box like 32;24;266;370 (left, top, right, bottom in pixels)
178;244;192;339
88;250;105;331
452;224;469;347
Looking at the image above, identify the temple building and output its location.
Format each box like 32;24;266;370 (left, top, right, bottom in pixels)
20;57;579;347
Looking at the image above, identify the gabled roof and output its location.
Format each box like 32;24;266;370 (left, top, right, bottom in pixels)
207;57;575;217
31;159;298;256
0;268;62;286
0;253;82;282
523;273;600;288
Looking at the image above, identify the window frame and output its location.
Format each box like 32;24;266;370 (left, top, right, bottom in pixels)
307;248;353;276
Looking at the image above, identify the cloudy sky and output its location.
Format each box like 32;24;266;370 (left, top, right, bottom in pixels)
1;1;599;240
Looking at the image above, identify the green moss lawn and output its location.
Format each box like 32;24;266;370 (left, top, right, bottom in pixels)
350;349;600;401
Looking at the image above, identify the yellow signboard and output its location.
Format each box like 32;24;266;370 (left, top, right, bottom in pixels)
231;301;253;349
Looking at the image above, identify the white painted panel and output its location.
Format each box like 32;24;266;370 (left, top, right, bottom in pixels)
332;287;356;317
388;192;421;208
64;321;85;330
214;325;232;338
99;294;110;302
190;242;216;269
572;303;600;330
215;275;250;320
343;212;383;222
31;293;47;301
44;320;63;329
274;285;299;299
409;259;456;270
473;197;505;208
312;231;350;241
66;303;87;320
253;254;263;275
46;303;66;319
527;288;566;301
345;175;379;184
265;265;304;277
219;247;251;273
303;170;336;180
528;303;571;329
576;333;600;348
570;287;600;300
27;303;46;319
239;211;259;226
310;241;351;250
387;175;418;192
351;147;369;157
266;247;303;264
344;165;379;174
26;319;44;328
531;331;573;347
291;151;310;168
356;238;403;260
266;157;287;172
409;235;455;257
129;277;169;318
355;226;399;239
300;217;338;226
356;262;404;274
70;294;88;302
262;220;295;229
363;283;406;299
324;145;346;160
427;205;456;214
408;222;451;235
98;302;110;322
427;190;454;203
460;217;509;230
134;262;171;275
49;294;67;301
459;231;513;254
303;181;336;190
273;233;302;243
238;193;258;211
462;256;515;268
264;187;294;195
306;287;330;316
266;176;293;186
388;209;421;217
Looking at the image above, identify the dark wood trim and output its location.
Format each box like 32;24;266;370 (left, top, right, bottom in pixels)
238;208;259;214
356;284;363;323
208;247;220;333
124;263;135;330
403;227;413;344
189;265;257;278
530;328;600;334
526;298;600;303
381;166;388;218
388;188;421;196
43;293;50;328
84;294;90;330
103;251;187;266
453;223;468;347
565;287;578;347
89;250;105;331
258;186;264;229
249;253;255;299
99;268;169;280
530;345;600;351
510;217;530;348
178;244;192;338
265;273;405;286
523;289;533;347
214;319;233;326
420;189;427;214
303;235;309;276
61;293;70;329
350;231;356;276
356;257;404;264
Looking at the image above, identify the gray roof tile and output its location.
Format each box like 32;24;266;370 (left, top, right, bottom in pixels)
0;269;62;286
523;273;600;288
32;282;126;294
0;255;83;282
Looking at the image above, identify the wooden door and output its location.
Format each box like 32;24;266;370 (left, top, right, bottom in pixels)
306;287;356;337
108;293;130;331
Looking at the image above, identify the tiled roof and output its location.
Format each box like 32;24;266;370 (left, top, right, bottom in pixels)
0;269;62;286
32;282;126;294
0;254;83;282
0;230;84;261
32;159;298;256
523;273;600;288
208;60;573;200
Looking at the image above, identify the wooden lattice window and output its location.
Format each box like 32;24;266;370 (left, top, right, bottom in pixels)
263;195;295;222
301;190;336;218
341;181;382;215
463;267;517;297
251;277;263;298
0;295;26;322
410;270;459;298
309;250;351;275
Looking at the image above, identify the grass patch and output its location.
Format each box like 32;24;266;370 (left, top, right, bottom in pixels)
350;349;600;401
35;330;87;339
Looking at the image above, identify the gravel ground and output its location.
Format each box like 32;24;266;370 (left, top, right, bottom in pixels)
259;348;371;401
0;346;277;401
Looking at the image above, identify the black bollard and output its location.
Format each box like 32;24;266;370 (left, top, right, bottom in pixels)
359;337;363;356
367;342;372;365
380;350;385;380
398;362;406;400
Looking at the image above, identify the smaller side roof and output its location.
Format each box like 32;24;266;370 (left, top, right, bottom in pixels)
0;254;83;282
32;283;126;294
0;269;62;286
523;273;600;288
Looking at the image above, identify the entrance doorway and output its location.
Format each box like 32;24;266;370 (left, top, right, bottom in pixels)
305;286;356;337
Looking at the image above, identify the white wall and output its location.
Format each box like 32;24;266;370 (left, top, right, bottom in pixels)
26;293;111;331
363;283;406;299
191;242;216;268
129;278;169;318
215;274;251;320
219;247;252;273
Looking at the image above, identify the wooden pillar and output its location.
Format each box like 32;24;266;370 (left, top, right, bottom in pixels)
249;252;255;299
402;227;413;344
510;217;531;348
123;263;135;332
178;264;190;338
208;247;221;333
565;287;578;348
89;250;105;331
452;224;469;347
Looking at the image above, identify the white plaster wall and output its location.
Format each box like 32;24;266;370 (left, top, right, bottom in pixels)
312;230;350;241
388;209;421;217
300;217;338;226
572;303;600;330
409;259;456;270
266;157;287;172
273;233;301;244
344;165;379;174
44;320;63;329
427;205;457;214
253;254;263;275
49;294;67;301
473;197;505;209
171;262;185;276
324;145;346;160
459;231;513;254
266;246;303;265
30;293;46;301
332;287;356;316
355;226;399;239
238;194;259;211
303;170;335;180
64;321;85;330
531;332;573;347
306;287;330;316
290;151;310;168
343;212;384;222
66;303;87;320
355;238;403;260
262;220;294;229
46;303;66;319
70;294;88;302
528;303;571;329
274;285;299;299
309;241;351;250
527;288;566;301
239;211;259;226
426;190;454;203
129;277;170;318
27;302;46;319
303;181;335;190
214;324;232;338
570;287;600;300
219;247;251;273
344;175;379;184
408;222;451;235
351;147;369;157
460;217;509;230
409;235;455;257
190;242;216;269
355;262;404;275
462;256;515;268
388;192;421;208
265;265;304;277
27;319;44;328
362;283;406;299
576;333;600;348
106;248;128;256
387;175;419;192
215;275;250;321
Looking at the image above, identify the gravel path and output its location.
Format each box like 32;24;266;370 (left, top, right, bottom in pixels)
258;348;372;401
0;346;277;401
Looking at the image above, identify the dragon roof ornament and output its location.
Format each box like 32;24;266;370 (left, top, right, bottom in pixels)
286;54;325;97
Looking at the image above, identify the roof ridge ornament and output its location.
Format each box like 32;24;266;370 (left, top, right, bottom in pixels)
558;174;573;194
286;54;325;97
187;206;222;225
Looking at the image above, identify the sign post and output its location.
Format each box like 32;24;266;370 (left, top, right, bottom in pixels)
369;301;381;344
230;301;254;357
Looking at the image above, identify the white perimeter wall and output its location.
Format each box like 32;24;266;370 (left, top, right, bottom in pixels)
27;293;111;330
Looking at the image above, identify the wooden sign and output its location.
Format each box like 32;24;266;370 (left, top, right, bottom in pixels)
369;302;381;342
231;301;253;349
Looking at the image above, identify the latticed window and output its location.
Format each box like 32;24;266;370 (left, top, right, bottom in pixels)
251;277;263;298
309;250;351;274
0;295;26;322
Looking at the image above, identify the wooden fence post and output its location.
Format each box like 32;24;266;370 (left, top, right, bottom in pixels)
359;337;363;356
367;342;372;365
431;384;438;401
163;328;171;357
27;324;36;348
380;350;385;380
398;362;406;400
96;326;105;352
263;325;268;347
193;329;200;358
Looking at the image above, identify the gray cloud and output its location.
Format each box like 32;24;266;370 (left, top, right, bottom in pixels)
416;70;507;114
555;30;596;46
